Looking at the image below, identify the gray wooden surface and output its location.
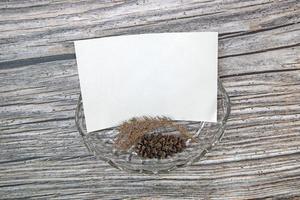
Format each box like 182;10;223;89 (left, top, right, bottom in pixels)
0;0;300;199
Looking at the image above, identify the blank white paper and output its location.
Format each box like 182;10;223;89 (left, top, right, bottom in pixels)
75;32;218;133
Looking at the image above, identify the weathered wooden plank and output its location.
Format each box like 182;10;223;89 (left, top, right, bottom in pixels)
1;0;300;199
0;58;299;199
0;0;299;64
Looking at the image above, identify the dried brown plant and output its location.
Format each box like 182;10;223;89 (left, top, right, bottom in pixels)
114;116;195;151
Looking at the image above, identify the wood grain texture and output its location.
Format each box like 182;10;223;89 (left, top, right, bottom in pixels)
0;0;300;199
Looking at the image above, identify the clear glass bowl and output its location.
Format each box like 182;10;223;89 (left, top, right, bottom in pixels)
75;79;230;174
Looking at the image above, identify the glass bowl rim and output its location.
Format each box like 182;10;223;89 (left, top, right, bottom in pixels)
75;79;231;174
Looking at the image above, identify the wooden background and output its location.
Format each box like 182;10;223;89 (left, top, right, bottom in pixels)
0;0;299;199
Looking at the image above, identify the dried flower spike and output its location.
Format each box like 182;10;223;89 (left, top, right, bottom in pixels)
114;116;195;152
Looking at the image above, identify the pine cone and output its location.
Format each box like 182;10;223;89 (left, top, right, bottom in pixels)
135;133;187;159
